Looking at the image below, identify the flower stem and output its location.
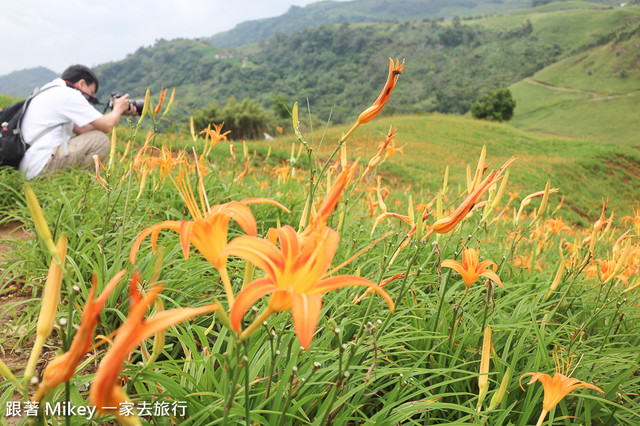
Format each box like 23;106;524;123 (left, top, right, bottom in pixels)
536;409;548;426
219;267;236;308
240;307;275;340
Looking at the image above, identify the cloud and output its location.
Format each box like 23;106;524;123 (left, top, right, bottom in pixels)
0;0;339;76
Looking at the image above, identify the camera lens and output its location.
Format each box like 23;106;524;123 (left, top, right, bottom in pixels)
129;100;145;116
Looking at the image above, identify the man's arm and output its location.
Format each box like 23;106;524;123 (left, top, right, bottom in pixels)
77;95;134;134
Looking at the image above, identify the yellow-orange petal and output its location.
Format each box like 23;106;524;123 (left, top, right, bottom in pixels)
224;236;285;279
240;197;291;214
291;292;323;350
311;275;395;312
480;270;503;287
129;221;181;264
230;278;278;332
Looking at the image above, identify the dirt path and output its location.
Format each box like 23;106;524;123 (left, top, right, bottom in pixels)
0;221;36;404
522;77;598;95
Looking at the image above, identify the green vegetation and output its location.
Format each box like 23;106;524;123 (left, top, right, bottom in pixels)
97;16;562;126
1;99;638;424
190;96;278;140
509;34;640;145
471;88;516;122
0;94;21;109
264;113;640;226
0;67;56;98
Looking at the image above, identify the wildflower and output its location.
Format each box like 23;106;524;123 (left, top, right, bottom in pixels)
366;176;389;215
358;58;406;124
34;271;126;401
199;122;231;151
129;198;289;306
515;185;559;223
426;158;515;237
513;254;543;274
24;234;67;386
477;326;492;411
520;348;603;426
224;223;394;350
313;162;358;227
363;126;397;177
543;218;572;236
467;146;487;194
488;367;511;411
593;199;612;233
90;273;219;425
621;205;640;234
225;164;392;349
383;140;405;162
442;248;502;289
234;156;250;182
342;58;406;141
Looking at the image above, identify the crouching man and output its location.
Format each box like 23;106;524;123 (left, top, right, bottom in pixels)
18;64;136;179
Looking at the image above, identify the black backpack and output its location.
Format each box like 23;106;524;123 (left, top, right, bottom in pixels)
0;86;59;168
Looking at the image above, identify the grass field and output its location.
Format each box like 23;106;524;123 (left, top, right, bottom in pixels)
509;34;640;146
1;4;640;423
262;113;640;227
1;104;639;424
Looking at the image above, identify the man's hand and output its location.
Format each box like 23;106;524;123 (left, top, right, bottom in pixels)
88;93;135;133
113;94;136;115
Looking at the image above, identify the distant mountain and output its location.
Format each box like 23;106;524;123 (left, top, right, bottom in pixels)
206;0;531;48
0;67;57;97
92;1;639;129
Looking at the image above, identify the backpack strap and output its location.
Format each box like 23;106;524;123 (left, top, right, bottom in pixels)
20;85;67;155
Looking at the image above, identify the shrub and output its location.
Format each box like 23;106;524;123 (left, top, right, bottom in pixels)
470;88;516;122
190;96;276;140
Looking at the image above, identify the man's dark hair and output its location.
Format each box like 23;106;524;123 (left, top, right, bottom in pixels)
61;65;100;94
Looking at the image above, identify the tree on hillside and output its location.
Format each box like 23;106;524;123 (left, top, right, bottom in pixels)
190;96;276;140
470;88;516;122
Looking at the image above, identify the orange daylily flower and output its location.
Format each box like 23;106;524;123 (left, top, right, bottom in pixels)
234;156;250;182
90;272;219;425
199;122;231;153
383;140;406;162
593;199;612;233
363;126;397;177
358;58;406;124
366;176;390;215
426;157;515;236
341;58;406;142
224;223;394;350
225;164;392;349
515;186;559;222
34;270;126;401
441;248;502;289
513;254;543;273
543;218;572;236
129;198;289;306
520;348;603;426
622;205;640;234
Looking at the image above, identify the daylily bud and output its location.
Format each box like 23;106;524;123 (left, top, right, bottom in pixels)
24;234;67;386
488;367;511;411
25;185;58;261
476;325;492;411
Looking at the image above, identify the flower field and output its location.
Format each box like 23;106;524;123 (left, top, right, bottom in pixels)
1;61;639;425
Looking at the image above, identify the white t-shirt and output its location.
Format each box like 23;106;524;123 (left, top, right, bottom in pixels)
18;78;103;179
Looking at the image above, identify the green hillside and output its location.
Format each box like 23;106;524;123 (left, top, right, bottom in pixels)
258;113;640;226
89;2;640;134
96;16;564;126
508;29;640;145
206;0;530;48
0;67;57;97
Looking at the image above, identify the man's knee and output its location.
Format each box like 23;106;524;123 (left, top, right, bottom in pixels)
45;130;111;173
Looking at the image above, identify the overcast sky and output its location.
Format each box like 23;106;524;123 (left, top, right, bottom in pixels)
0;0;347;76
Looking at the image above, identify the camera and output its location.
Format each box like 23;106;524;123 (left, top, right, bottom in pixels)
107;92;145;116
